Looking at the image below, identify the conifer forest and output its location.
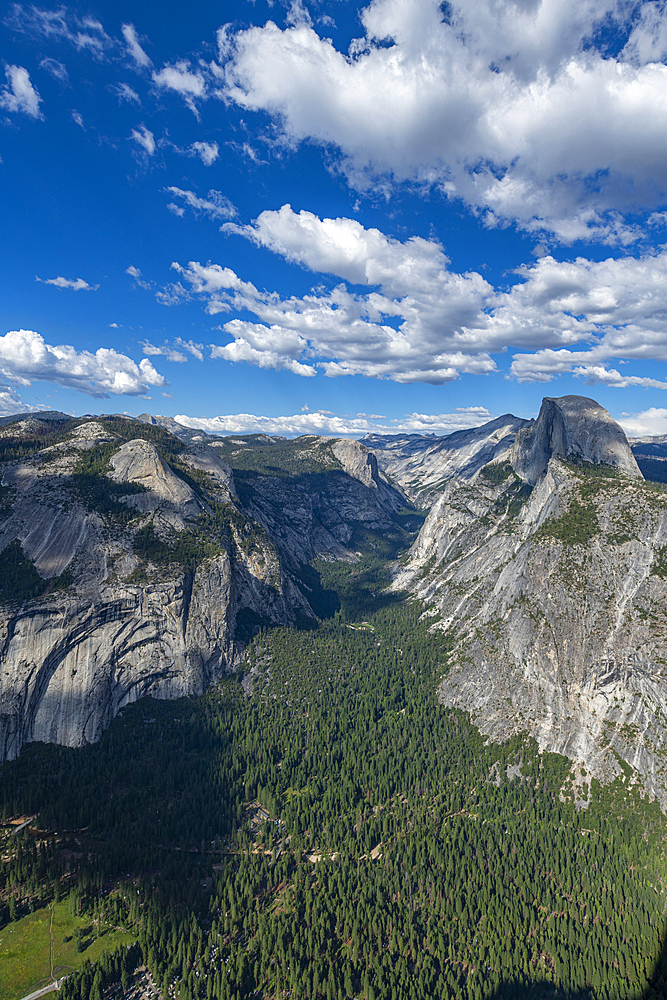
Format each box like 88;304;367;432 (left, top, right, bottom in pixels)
1;526;667;1000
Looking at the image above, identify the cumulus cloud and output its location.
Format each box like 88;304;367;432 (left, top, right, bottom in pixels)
190;141;219;165
0;384;37;417
217;0;667;240
36;275;98;291
174;406;496;437
122;23;151;68
130;124;155;155
169;205;498;381
155;206;667;384
165;187;235;220
0;65;42;118
503;251;667;381
618;408;667;438
0;329;166;397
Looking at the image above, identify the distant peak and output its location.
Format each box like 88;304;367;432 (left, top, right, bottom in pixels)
511;394;642;484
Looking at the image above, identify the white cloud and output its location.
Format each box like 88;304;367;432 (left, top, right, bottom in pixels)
572;365;667;389
130;124;155;155
36;275;98;291
71;110;84;128
122;23;151;68
111;82;141;105
0;329;166;398
174;406;496;437
0;384;37;417
170;206;499;381
140;336;204;364
224;204;449;290
504;250;667;380
152;61;206;116
190;141;219;166
39;57;68;82
176;338;204;361
165;187;235;220
618;408;667;438
126;265;151;290
0;65;42;118
141;340;187;363
156;207;667;385
218;0;667;240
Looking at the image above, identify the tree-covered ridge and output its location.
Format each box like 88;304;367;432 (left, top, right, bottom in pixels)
210;434;344;479
1;599;666;1000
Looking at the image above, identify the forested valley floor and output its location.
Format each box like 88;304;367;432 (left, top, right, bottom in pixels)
1;534;667;1000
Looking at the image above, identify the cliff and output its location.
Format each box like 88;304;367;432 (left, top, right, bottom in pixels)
363;414;530;504
0;418;405;760
511;394;642;484
393;400;667;806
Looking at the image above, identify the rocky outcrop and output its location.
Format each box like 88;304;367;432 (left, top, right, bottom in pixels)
0;417;411;761
331;438;395;493
511;395;642;484
0;554;234;758
364;414;530;504
109;439;200;514
394;449;667;806
181;443;236;501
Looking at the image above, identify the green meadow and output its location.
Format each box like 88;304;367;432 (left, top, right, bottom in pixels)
0;899;135;1000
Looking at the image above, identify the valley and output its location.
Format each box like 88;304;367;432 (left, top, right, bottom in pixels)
1;396;667;999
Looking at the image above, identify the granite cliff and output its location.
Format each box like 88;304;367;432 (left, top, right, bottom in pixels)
363;414;530;504
0;417;407;760
511;394;642;484
394;396;667;806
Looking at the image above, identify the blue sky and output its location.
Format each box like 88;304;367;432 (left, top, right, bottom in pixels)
4;0;667;437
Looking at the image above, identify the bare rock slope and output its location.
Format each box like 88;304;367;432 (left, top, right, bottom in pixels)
364;414;530;504
395;396;667;805
511;394;642;484
0;419;405;760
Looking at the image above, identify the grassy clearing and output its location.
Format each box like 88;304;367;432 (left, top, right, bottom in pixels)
0;899;135;1000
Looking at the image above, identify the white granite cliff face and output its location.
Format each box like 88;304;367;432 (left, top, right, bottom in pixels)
0;422;311;759
363;414;530;504
394;437;667;806
0;420;410;761
0;554;234;758
511;395;642;484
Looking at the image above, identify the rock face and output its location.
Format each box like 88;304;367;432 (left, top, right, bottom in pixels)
0;418;410;760
364;414;530;504
220;436;407;571
511;395;642;484
394;400;667;806
0;555;235;758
